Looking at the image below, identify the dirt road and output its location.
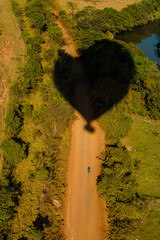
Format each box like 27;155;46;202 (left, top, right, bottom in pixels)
64;111;105;240
54;5;106;239
64;59;106;239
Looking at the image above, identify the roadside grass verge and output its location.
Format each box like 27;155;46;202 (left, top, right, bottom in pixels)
0;0;24;174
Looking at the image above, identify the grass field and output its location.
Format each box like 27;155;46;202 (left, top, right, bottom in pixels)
0;0;24;173
122;116;160;240
55;0;141;11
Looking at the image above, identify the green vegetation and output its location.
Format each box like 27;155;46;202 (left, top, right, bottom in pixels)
121;116;160;239
95;38;160;240
5;103;23;136
131;46;160;120
0;176;20;237
0;0;74;239
0;138;27;167
98;117;160;239
98;144;147;240
57;1;160;239
60;0;160;119
1;0;160;239
60;0;160;50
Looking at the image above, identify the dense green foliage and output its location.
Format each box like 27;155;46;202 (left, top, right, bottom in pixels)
0;0;73;239
60;0;160;120
1;0;160;239
60;0;160;50
5;103;23;136
98;145;147;240
0;176;20;237
24;0;52;32
0;138;27;167
96;40;160;239
132;48;160;119
57;1;160;239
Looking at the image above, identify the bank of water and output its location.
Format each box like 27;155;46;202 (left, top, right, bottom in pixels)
115;20;160;65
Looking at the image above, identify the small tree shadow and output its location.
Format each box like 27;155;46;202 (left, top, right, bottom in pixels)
54;39;135;132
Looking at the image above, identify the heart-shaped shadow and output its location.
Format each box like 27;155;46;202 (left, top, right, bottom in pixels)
54;39;135;132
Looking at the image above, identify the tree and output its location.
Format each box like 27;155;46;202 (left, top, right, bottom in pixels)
10;76;32;96
44;48;56;62
29;12;45;32
0;139;27;167
48;24;62;43
146;92;160;119
24;35;44;55
5;103;23;136
12;1;23;18
0;179;15;237
24;54;43;84
25;0;53;32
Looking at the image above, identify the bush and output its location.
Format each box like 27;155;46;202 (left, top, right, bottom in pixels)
69;0;160;50
98;145;147;240
12;1;23;18
24;54;43;84
44;48;56;62
11;1;24;31
23;104;33;117
0;139;27;167
0;177;16;237
24;35;44;55
146;92;160;119
5;103;23;136
48;23;63;43
10;76;32;96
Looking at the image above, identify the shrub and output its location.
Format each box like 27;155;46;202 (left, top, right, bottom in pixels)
23;104;33;117
98;145;147;240
5;103;23;136
0;138;27;167
146;92;160;119
0;177;16;237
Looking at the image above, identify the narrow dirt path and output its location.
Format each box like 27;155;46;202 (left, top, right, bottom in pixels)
53;3;106;239
0;36;14;125
0;35;18;174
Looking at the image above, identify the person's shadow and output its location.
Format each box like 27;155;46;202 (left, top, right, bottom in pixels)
54;39;135;132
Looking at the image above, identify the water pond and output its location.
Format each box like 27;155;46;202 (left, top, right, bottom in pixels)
115;20;160;65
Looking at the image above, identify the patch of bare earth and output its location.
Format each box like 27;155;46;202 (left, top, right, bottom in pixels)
0;35;16;173
0;36;14;124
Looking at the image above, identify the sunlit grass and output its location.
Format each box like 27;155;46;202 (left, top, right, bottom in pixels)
122;115;160;240
123;116;160;197
0;0;24;174
56;0;141;11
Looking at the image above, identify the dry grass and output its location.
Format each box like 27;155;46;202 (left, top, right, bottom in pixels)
55;0;141;11
0;0;24;173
